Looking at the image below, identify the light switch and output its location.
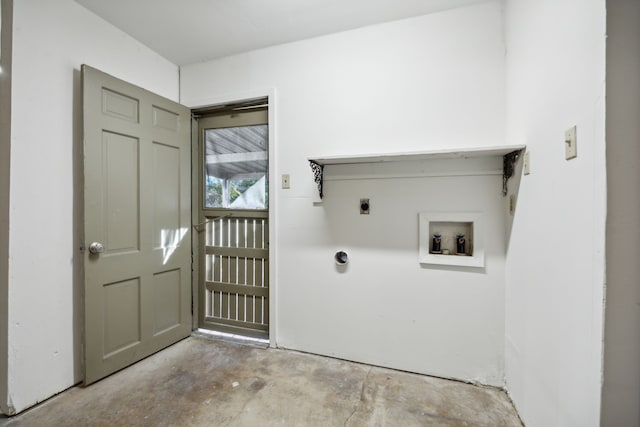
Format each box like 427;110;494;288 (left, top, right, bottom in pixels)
565;126;577;160
281;174;290;189
524;151;531;175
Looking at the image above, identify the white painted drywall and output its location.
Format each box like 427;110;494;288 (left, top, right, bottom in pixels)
0;0;13;416
182;2;508;385
7;0;179;413
601;0;640;424
503;0;606;425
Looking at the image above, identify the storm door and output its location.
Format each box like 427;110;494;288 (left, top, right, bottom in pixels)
196;106;269;339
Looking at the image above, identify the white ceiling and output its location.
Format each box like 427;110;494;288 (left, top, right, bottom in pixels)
75;0;490;66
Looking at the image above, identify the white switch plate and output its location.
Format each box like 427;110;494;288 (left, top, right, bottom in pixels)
281;174;290;189
524;151;531;175
565;126;577;160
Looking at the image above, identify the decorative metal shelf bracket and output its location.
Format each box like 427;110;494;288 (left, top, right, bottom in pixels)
502;150;522;196
309;160;324;199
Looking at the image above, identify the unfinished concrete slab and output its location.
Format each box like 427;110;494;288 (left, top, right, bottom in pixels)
1;337;522;426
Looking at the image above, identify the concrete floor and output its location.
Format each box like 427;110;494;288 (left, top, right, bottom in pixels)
1;336;522;426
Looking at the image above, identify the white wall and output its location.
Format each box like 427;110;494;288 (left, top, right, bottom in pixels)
503;0;606;426
7;0;179;413
601;0;640;424
0;0;13;416
182;2;509;385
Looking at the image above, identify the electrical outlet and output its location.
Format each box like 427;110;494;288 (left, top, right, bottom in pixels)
565;126;577;160
524;151;531;175
360;198;370;215
281;174;290;189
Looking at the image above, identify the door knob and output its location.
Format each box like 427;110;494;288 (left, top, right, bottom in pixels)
88;242;105;254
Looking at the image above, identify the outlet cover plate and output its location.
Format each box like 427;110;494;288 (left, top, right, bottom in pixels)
281;174;290;189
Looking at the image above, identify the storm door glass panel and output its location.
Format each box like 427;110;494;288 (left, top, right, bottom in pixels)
204;125;268;209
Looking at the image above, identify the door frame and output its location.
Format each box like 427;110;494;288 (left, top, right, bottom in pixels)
189;89;277;348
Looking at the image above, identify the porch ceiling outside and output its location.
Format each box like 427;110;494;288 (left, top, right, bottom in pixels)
205;125;268;180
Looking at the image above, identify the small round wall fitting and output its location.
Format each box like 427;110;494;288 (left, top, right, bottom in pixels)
335;251;348;265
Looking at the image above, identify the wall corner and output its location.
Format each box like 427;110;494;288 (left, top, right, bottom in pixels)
0;0;13;415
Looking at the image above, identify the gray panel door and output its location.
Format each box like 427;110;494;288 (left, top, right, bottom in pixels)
82;65;191;385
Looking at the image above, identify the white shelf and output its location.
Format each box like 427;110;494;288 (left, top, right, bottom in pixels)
308;145;525;166
308;145;525;199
